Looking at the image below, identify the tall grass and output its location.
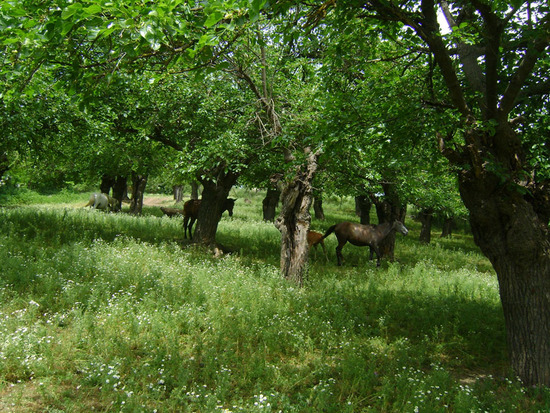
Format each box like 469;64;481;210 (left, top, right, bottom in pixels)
0;190;548;412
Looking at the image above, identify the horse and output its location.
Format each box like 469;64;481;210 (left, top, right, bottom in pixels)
84;192;117;212
160;207;184;217
307;230;328;261
183;198;236;239
322;221;408;267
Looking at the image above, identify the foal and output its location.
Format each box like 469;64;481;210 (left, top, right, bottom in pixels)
307;230;328;261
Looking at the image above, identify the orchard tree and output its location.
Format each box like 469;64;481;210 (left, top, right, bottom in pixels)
316;16;449;257
293;0;550;386
0;0;266;243
0;73;99;189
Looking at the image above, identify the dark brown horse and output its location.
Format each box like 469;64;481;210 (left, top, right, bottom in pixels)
322;221;408;266
183;198;236;239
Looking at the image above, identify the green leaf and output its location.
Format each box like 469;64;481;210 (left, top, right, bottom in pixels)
83;4;102;17
61;4;82;20
204;11;224;28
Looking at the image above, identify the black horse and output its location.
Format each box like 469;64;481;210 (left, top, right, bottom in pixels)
183;198;236;239
322;221;408;266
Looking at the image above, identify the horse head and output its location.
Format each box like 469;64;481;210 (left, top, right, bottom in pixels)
393;221;409;236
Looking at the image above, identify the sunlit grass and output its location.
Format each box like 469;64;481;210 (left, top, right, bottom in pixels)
0;190;548;412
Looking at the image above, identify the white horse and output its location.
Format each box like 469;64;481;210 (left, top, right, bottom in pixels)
85;193;117;211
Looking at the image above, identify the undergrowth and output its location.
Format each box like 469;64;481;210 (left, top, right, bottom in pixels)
0;189;548;412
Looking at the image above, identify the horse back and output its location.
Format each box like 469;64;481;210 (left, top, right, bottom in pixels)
183;199;201;217
336;222;379;247
307;230;324;247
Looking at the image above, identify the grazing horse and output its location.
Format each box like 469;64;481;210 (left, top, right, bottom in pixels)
183;198;236;239
322;221;408;267
84;192;117;212
307;230;328;261
160;207;184;217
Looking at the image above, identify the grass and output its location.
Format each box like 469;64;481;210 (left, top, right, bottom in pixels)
0;188;548;412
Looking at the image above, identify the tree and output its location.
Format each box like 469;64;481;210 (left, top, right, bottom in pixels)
0;0;264;236
314;16;440;259
298;0;550;386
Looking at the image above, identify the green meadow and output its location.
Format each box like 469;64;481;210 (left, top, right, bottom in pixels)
0;189;548;412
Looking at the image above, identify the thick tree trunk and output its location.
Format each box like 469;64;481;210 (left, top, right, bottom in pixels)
459;167;550;385
275;148;321;286
313;196;325;220
129;173;147;215
100;174;116;195
173;185;184;203
262;187;280;221
418;208;433;244
461;176;550;386
448;122;550;386
111;175;127;212
190;182;200;200
193;171;238;246
371;183;407;261
355;195;372;225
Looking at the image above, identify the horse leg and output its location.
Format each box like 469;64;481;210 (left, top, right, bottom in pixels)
311;244;317;259
372;246;382;267
189;217;196;239
183;216;189;238
336;242;345;266
369;246;374;261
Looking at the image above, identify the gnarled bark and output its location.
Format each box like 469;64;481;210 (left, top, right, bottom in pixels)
275;147;322;286
193;170;238;246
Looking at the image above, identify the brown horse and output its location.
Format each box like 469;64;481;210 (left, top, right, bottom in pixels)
183;198;236;239
307;230;328;261
322;221;408;266
160;207;183;217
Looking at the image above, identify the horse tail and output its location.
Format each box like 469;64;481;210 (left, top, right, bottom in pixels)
322;225;337;240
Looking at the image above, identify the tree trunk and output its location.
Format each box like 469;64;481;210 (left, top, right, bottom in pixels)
193;171;238;246
461;175;550;386
111;175;127;212
173;185;184;203
355;195;372;225
444;120;550;386
262;187;280;221
418;208;433;244
100;174;116;195
275;147;321;286
129;173;147;215
190;181;200;200
371;183;407;261
440;217;454;238
313;196;325;220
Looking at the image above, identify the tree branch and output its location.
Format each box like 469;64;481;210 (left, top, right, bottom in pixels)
499;14;550;117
